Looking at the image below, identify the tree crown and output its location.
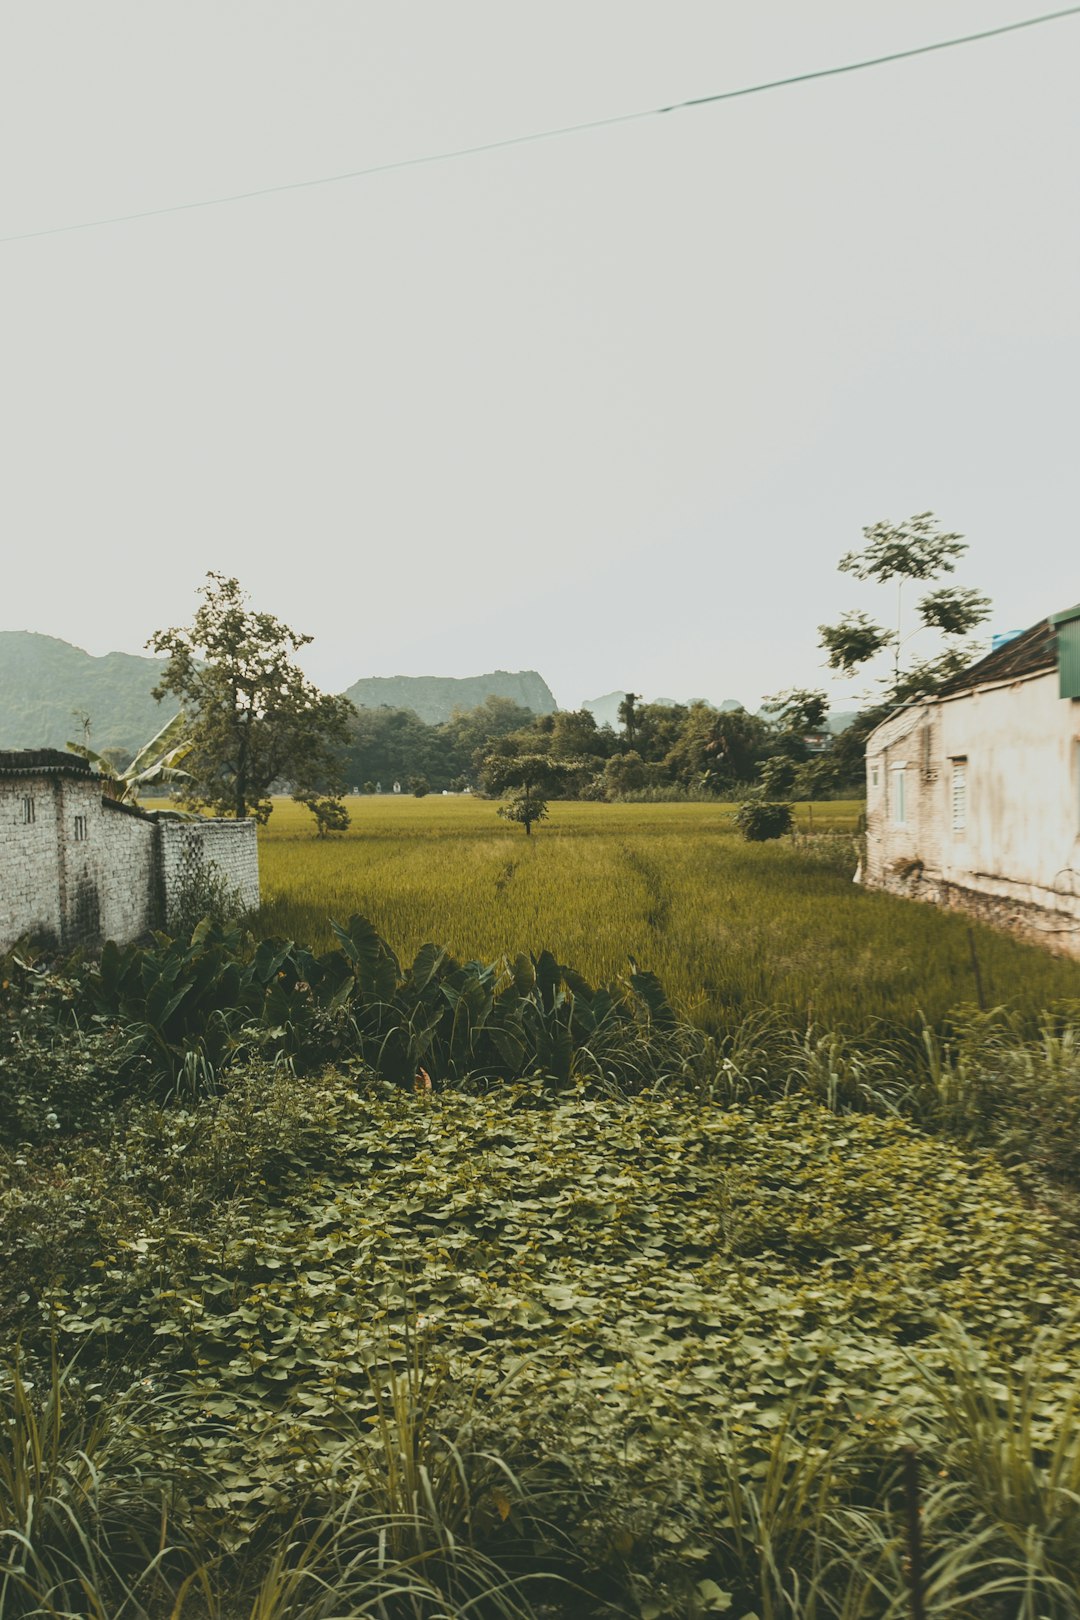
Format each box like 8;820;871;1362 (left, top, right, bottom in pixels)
149;574;353;822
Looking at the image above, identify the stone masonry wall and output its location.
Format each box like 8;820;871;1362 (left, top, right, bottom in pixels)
0;775;64;947
1;754;260;952
882;870;1080;961
0;774;160;951
96;800;159;945
156;819;260;932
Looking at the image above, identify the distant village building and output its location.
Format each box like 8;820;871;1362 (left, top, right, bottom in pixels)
862;605;1080;957
0;749;259;952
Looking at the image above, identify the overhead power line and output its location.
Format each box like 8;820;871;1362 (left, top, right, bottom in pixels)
4;5;1079;246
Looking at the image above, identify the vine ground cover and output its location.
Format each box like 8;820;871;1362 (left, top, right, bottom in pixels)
4;1066;1080;1616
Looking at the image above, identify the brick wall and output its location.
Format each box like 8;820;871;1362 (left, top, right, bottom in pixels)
156;819;260;932
0;775;64;946
98;800;159;944
1;756;259;951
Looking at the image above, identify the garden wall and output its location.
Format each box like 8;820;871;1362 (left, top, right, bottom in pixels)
0;750;259;952
156;818;261;932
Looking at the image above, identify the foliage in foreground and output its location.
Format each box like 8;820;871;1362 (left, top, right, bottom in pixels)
5;915;1080;1209
3;1062;1080;1618
1;912;698;1122
4;890;1080;1615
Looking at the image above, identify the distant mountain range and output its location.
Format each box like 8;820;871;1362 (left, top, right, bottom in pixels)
0;633;180;752
0;632;856;753
343;670;556;725
0;633;557;751
582;692;744;730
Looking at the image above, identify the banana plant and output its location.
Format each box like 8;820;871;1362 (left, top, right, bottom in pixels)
66;712;194;814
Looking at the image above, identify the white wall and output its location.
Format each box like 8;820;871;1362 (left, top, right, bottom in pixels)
864;676;1080;953
938;674;1080;900
98;800;158;945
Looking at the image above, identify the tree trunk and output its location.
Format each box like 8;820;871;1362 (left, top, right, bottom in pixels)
235;712;250;819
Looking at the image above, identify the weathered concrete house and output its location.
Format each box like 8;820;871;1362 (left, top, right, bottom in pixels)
0;749;259;952
862;604;1080;957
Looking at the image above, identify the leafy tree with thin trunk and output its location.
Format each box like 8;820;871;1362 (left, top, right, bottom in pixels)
294;793;351;836
819;513;990;696
149;573;354;823
480;752;575;835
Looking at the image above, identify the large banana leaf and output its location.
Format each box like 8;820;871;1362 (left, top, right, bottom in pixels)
66;712;193;811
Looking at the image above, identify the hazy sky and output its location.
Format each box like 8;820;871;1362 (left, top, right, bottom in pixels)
2;2;1078;712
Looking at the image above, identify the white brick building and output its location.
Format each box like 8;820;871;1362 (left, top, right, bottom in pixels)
862;606;1080;956
0;750;259;952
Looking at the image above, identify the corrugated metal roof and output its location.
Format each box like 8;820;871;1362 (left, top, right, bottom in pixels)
0;748;94;779
936;617;1058;697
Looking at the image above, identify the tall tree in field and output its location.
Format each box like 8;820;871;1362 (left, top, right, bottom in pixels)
818;513;990;698
480;752;576;835
149;574;354;823
617;692;642;748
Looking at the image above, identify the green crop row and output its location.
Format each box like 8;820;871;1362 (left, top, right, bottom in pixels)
257;798;1080;1036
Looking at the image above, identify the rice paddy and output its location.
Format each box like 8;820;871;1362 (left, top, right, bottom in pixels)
257;797;1080;1034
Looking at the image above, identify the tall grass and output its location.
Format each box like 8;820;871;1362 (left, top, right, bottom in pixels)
0;1350;184;1618
0;1344;561;1619
256;798;1080;1036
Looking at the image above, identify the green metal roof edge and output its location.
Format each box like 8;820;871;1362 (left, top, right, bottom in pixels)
1049;602;1080;625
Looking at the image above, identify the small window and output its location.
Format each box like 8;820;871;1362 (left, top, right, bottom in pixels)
20;796;35;824
951;759;968;834
871;765;879;789
890;765;907;826
73;814;88;842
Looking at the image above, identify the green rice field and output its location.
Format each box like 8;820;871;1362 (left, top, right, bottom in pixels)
257;797;1080;1034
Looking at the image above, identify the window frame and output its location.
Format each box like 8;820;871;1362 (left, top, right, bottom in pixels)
950;757;968;835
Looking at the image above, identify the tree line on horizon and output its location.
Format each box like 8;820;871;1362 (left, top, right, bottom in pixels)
329;501;996;810
90;514;988;829
336;688;864;801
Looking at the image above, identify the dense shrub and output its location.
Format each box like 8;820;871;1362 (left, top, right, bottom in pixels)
0;955;132;1142
63;915;693;1099
734;798;794;840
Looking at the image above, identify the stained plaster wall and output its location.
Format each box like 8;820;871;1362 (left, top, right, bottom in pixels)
864;673;1080;957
